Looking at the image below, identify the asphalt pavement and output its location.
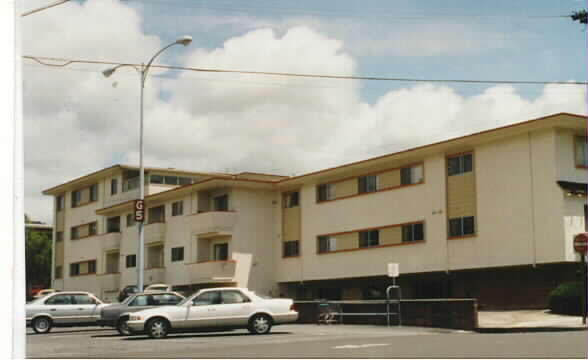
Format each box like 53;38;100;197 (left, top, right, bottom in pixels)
26;323;587;358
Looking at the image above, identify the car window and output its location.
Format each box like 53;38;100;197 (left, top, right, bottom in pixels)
221;290;249;304
192;291;220;306
154;294;182;305
45;294;72;305
72;294;95;305
130;295;157;306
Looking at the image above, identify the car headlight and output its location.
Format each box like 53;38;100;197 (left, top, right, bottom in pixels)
129;315;142;321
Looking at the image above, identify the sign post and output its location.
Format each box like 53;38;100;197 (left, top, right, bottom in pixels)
386;263;401;327
573;233;587;325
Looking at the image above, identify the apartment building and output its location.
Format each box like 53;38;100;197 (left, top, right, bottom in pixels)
43;112;587;308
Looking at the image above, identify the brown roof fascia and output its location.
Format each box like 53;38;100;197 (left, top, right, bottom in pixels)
42;164;122;195
277;112;586;185
95;176;276;215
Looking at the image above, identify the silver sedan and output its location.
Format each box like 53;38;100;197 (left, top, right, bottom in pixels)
26;291;106;334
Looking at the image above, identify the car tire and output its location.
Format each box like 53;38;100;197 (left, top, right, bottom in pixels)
32;316;52;334
146;317;169;339
248;314;272;335
117;317;131;336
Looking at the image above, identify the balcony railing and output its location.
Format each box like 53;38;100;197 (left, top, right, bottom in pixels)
191;211;237;237
144;267;165;284
144;222;166;244
186;260;236;284
100;232;121;250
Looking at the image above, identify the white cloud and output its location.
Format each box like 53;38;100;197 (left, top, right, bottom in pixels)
22;0;586;224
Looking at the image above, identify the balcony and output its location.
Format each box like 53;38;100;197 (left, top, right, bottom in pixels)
97;273;121;291
186;260;236;284
144;222;166;244
100;232;121;250
191;211;237;237
144;267;165;284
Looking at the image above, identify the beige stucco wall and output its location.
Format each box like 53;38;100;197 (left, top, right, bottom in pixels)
275;154;447;283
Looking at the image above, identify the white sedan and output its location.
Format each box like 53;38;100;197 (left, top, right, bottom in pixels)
127;287;298;338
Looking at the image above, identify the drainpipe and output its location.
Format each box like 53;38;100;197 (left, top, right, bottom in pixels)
528;132;537;268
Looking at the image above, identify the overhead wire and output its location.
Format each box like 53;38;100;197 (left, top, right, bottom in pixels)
23;55;588;86
21;0;72;17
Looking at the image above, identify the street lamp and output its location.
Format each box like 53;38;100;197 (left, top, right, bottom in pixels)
103;35;192;292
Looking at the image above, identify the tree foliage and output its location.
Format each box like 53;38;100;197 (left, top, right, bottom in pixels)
25;214;52;290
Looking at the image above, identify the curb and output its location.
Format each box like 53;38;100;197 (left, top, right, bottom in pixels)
475;326;587;333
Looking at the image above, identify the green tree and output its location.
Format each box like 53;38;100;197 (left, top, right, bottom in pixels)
25;214;52;293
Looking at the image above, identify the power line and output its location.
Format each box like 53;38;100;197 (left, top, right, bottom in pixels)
21;0;72;17
23;55;588;86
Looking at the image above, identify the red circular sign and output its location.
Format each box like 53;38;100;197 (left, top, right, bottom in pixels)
574;233;587;254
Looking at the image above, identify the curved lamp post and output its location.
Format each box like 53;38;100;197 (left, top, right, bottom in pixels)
103;36;192;292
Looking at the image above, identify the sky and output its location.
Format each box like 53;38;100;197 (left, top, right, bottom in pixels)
21;0;587;224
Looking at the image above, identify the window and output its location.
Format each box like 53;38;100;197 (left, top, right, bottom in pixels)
126;214;136;227
71;227;79;240
46;294;72;305
401;165;423;185
284;192;299;208
89;184;98;201
70;263;80;276
447;153;473;176
221;290;249;304
71;190;81;208
358;230;379;248
402;223;424;242
107;217;120;233
213;243;228;261
283;240;299;257
164;176;178;185
88;222;97;236
69;260;95;276
192;291;221;306
72;294;95;305
172;201;184;216
126;254;136;268
88;260;96;273
56;232;63;242
213;194;229;211
171;247;184;262
317;236;337;253
317;183;335;202
575;136;587;167
111;178;118;195
55;266;63;279
155;294;183;305
150;175;164;184
358;175;377;194
448;216;476;237
56;195;65;211
148;205;165;223
179;177;192;185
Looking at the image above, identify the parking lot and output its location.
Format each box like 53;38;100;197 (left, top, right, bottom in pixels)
26;324;587;358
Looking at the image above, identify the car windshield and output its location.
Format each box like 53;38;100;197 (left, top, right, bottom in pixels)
121;295;135;304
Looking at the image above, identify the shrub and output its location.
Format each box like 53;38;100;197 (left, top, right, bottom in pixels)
548;281;586;315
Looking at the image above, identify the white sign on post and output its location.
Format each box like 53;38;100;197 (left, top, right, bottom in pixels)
387;263;399;278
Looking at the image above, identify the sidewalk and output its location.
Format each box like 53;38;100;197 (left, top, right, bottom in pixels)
477;309;588;333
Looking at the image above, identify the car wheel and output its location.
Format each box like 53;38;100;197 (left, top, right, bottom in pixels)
146;318;169;339
32;316;52;334
117;317;131;336
248;314;272;335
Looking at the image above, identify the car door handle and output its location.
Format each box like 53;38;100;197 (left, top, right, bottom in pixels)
50;309;56;311
77;308;84;310
208;308;216;311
